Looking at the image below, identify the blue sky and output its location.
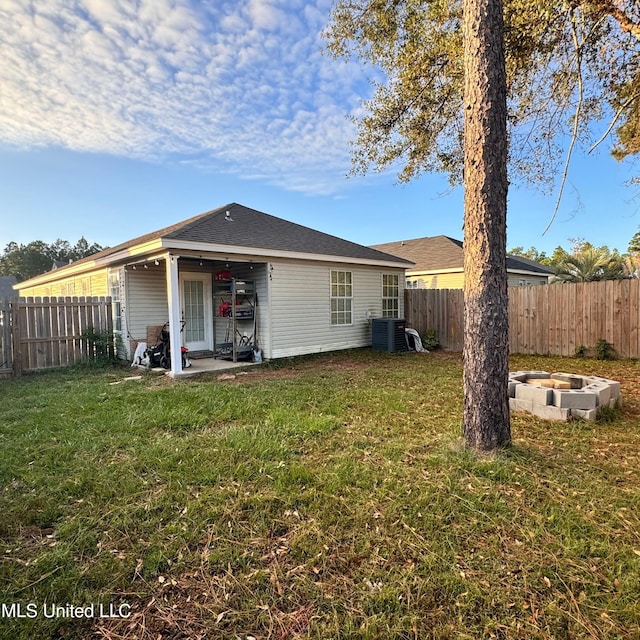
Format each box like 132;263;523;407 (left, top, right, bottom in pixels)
1;0;638;256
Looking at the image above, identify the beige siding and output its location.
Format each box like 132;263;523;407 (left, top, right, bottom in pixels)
269;260;406;359
18;269;109;298
408;271;549;289
407;271;465;289
507;274;549;287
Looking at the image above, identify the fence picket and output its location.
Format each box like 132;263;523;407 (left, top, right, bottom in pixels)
405;279;640;358
0;297;113;376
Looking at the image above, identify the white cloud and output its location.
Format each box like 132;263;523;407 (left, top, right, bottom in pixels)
0;0;370;195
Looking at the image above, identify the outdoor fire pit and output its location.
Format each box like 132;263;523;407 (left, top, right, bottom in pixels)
508;371;621;421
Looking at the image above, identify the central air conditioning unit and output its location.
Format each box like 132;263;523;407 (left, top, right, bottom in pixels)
371;318;408;352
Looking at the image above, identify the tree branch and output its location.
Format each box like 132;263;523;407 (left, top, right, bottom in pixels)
543;9;585;235
589;92;640;154
595;0;640;41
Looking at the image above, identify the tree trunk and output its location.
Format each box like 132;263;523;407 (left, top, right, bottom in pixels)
462;0;511;451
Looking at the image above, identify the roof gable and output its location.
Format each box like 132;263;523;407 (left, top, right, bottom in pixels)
370;236;464;271
164;203;412;264
371;235;554;275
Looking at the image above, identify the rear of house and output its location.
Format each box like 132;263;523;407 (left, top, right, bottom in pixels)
16;203;412;373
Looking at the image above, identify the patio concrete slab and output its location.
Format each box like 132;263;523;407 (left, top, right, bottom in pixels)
173;357;260;377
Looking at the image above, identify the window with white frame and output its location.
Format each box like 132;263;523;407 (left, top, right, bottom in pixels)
330;270;352;325
382;273;400;317
109;272;122;331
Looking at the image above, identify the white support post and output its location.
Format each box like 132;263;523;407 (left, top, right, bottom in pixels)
165;254;183;377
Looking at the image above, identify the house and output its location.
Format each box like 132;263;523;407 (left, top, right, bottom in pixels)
0;276;18;298
51;260;72;270
370;235;553;289
15;203;413;375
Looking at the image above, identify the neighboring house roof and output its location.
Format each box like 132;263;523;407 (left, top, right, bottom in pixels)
0;275;18;298
370;235;554;275
17;203;413;289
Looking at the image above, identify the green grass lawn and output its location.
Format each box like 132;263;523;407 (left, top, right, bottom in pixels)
1;350;639;639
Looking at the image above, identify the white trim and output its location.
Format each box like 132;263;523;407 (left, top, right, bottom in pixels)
381;272;400;318
166;255;183;377
330;268;353;326
93;240;165;266
406;268;465;276
160;239;412;269
266;263;274;359
407;267;550;278
506;268;552;277
179;271;213;352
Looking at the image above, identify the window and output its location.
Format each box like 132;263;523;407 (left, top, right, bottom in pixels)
183;279;205;343
382;273;399;318
109;272;122;331
330;270;352;325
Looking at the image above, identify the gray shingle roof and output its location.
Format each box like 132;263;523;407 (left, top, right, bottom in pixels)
164;203;413;264
0;275;18;298
44;203;413;274
370;235;554;275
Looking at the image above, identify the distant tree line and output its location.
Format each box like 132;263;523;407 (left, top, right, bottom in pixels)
2;227;639;284
509;227;640;282
0;238;106;282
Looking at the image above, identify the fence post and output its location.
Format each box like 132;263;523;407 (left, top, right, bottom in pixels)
105;297;114;359
12;299;23;377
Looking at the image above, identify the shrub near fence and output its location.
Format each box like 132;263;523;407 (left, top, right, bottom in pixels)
405;279;640;358
1;296;113;376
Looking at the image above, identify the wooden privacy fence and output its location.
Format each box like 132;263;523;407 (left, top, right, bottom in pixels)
405;288;464;351
0;297;113;376
0;298;12;377
405;279;640;358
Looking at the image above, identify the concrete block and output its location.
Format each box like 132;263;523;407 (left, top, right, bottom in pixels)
609;396;622;409
515;383;553;405
572;408;598;421
509;371;528;382
552;389;597;410
584;376;621;400
520;371;551;380
581;382;611;407
509;397;533;413
551;373;583;389
509;398;570;421
534;404;571;421
508;380;523;398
